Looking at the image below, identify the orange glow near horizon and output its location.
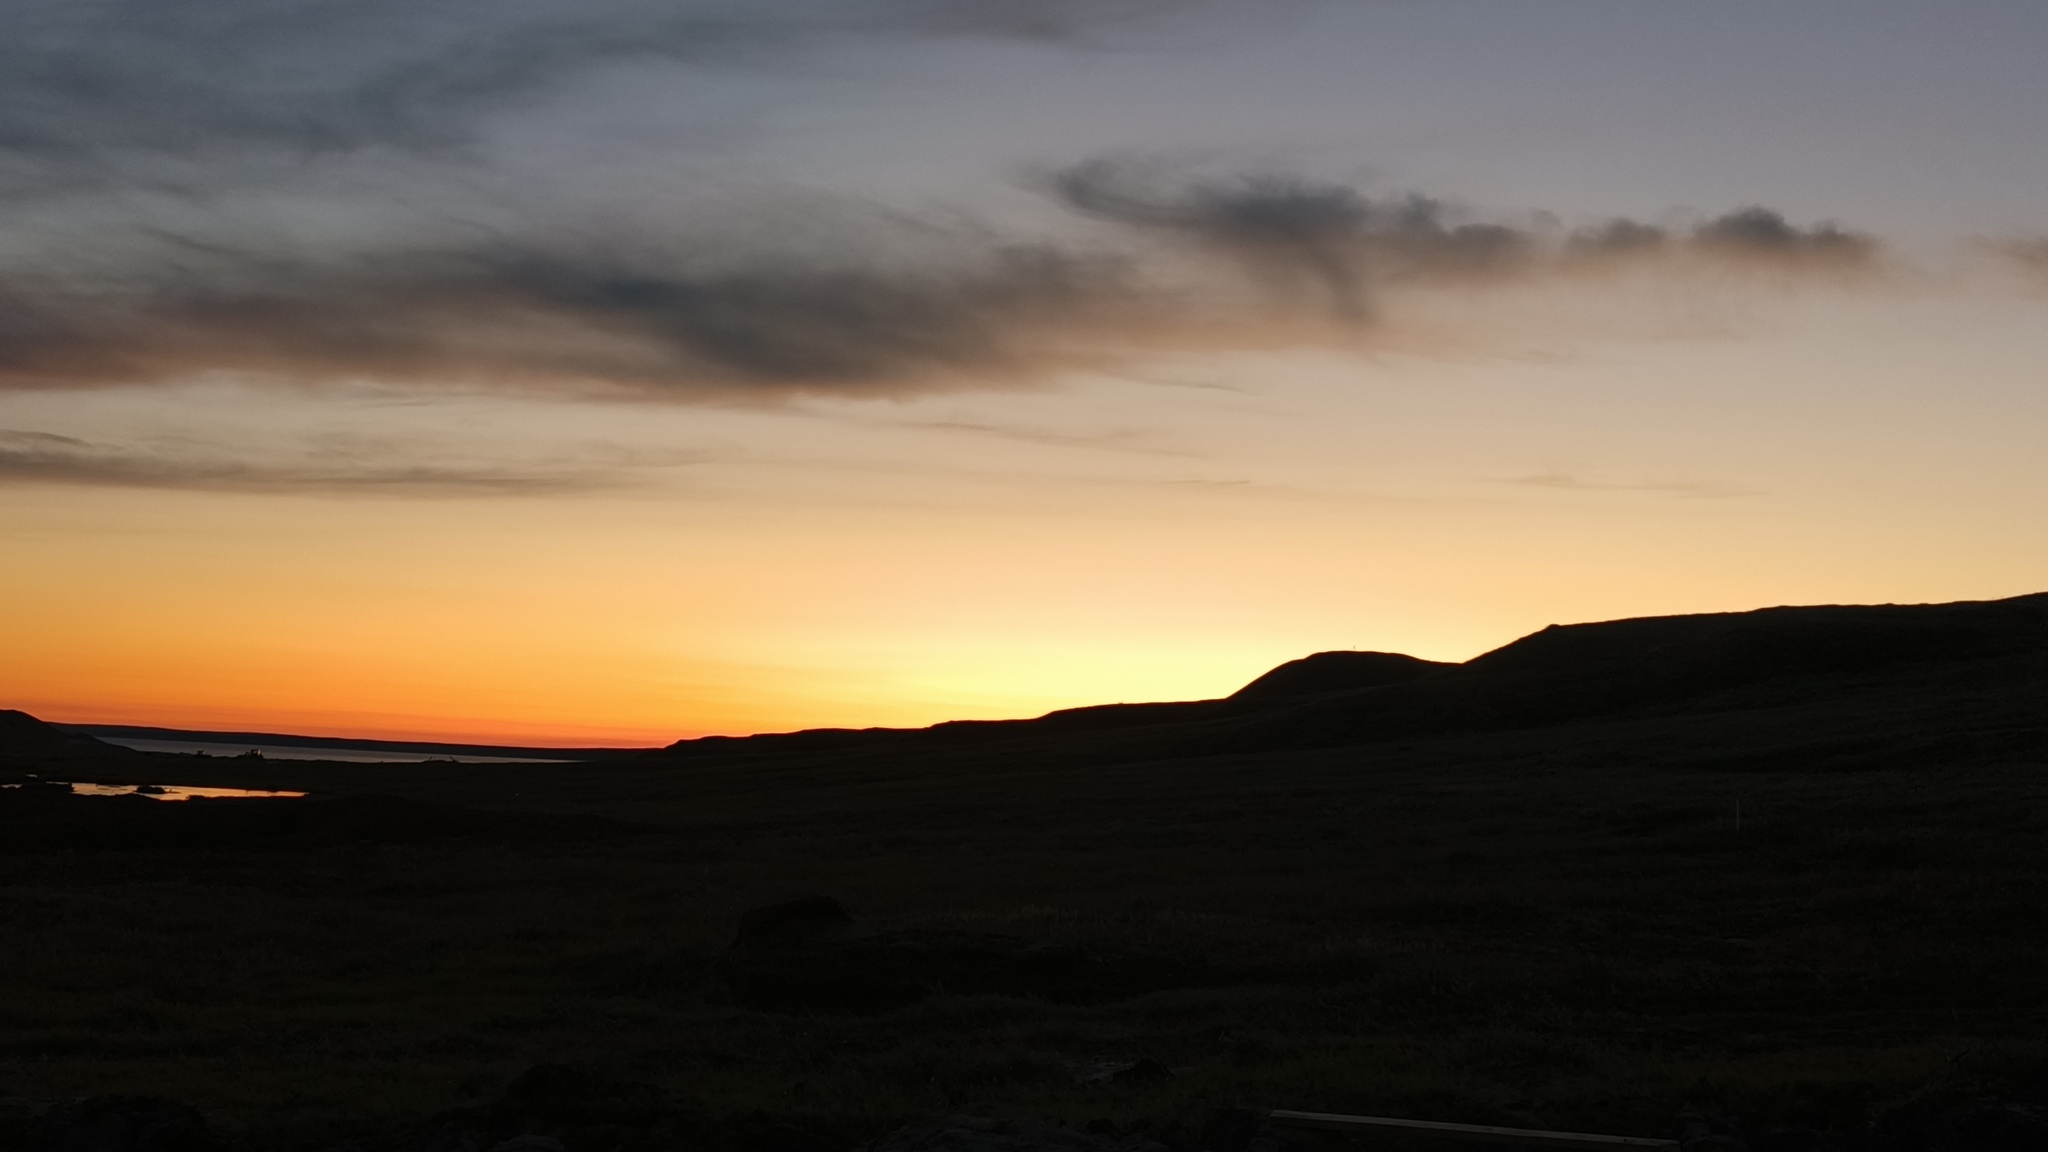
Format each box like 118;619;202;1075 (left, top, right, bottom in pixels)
13;2;2048;751
7;302;2048;746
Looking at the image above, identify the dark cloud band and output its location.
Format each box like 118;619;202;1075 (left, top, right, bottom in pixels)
0;0;1886;403
0;236;1135;395
1051;158;1876;321
0;0;1234;196
0;174;1884;398
0;428;622;496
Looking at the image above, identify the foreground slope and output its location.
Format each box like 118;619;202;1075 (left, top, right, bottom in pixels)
4;593;2048;1146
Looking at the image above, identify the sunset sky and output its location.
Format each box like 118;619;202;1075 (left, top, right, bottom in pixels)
5;0;2048;745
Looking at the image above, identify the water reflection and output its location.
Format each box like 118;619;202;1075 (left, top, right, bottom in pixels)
2;782;306;801
101;737;573;764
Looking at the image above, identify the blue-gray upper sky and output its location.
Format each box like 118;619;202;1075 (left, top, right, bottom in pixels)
3;0;2044;409
8;0;2048;739
13;1;2048;221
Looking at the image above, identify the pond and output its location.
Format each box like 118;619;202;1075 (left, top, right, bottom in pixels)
3;782;307;800
98;737;575;763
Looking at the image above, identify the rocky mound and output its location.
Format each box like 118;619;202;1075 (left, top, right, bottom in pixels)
717;897;1203;1012
874;1115;1167;1152
0;1093;211;1152
1229;651;1448;701
0;708;138;764
360;1063;708;1152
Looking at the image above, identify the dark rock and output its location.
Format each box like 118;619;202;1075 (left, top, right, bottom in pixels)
0;1094;211;1152
718;899;1201;1012
352;1064;700;1152
496;1063;667;1126
489;1138;566;1152
736;896;879;950
1111;1060;1173;1086
731;1114;838;1152
1677;1111;1751;1152
718;897;924;1012
1067;1059;1173;1087
1867;1092;2048;1151
1751;1128;1828;1152
1200;1108;1267;1152
1229;1123;1346;1152
871;1115;1166;1152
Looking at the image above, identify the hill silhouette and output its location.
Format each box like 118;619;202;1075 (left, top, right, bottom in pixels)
0;708;138;764
1228;650;1449;701
650;592;2048;762
21;593;2038;770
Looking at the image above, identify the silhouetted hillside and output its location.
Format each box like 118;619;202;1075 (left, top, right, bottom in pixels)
55;723;649;762
1229;650;1449;701
1223;591;2048;753
651;592;2048;762
11;592;2048;1144
0;708;138;764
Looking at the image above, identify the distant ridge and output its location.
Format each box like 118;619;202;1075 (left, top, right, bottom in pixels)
56;725;651;762
20;592;2048;769
1217;591;2048;753
650;592;2048;761
0;709;140;763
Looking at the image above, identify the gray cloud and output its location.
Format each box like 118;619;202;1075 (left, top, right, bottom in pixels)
0;2;1283;400
0;0;1237;199
1051;158;1878;320
1985;236;2048;281
1686;206;1873;261
0;174;1887;398
0;0;1889;406
0;231;1135;395
893;417;1195;455
1053;160;1526;320
0;428;627;495
0;2;744;195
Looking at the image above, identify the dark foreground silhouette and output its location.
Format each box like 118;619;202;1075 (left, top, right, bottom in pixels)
5;592;2048;1151
0;709;139;762
716;896;1205;1012
646;592;2048;767
10;1061;2042;1152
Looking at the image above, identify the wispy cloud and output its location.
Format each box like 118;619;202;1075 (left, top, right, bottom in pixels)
1495;472;1760;500
0;428;667;496
1984;236;2048;284
0;0;1236;195
0;1;1892;406
1051;157;1879;322
0;236;1134;397
891;417;1197;456
0;174;1890;402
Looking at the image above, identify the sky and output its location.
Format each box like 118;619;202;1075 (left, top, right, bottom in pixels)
4;0;2048;746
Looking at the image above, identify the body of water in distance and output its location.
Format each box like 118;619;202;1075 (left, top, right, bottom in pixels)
98;738;577;764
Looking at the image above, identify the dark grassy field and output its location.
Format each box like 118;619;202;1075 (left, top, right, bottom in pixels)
5;595;2048;1149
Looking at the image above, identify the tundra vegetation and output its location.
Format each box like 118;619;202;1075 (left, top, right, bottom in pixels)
3;595;2047;1149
